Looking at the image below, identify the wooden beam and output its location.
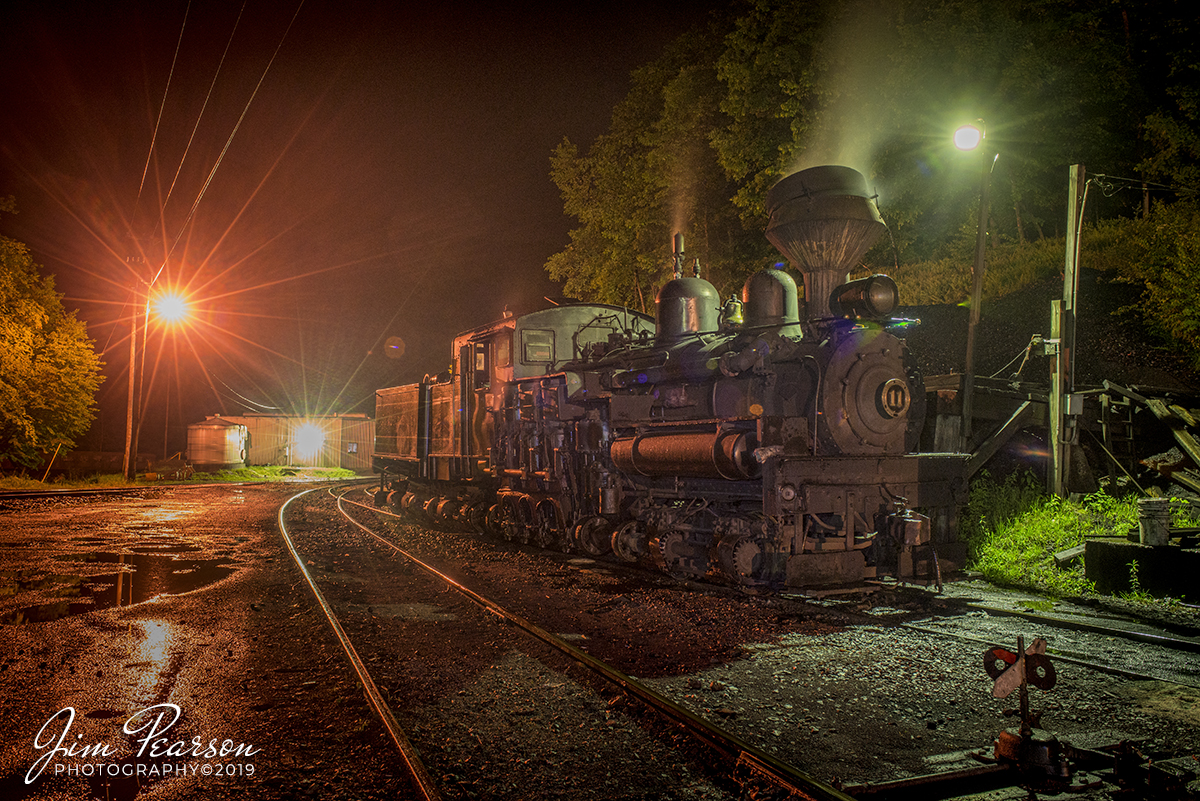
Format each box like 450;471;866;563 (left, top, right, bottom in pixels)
966;400;1037;479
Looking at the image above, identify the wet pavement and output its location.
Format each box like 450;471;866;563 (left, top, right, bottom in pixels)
0;484;409;801
4;485;1199;800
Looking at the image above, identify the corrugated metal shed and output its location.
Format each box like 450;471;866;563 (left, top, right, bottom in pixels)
192;414;374;471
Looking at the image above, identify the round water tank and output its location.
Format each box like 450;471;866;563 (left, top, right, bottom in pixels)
187;417;248;471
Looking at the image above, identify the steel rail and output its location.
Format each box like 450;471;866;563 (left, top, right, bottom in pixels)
278;486;443;801
899;621;1200;688
336;489;855;801
962;602;1200;654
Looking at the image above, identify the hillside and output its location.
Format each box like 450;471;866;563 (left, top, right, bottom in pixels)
900;268;1200;393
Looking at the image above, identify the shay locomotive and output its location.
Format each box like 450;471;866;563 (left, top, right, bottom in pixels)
372;166;968;589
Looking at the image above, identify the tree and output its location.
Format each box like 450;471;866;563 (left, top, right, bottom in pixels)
548;0;1200;302
1;197;104;470
1117;200;1200;369
548;11;768;308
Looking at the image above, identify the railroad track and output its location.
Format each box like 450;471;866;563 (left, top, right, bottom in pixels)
280;484;1200;801
279;483;855;801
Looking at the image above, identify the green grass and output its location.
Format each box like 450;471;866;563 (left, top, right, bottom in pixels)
961;471;1197;602
188;466;359;482
0;473;131;491
0;465;361;491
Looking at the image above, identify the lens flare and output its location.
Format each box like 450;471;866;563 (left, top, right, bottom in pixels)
153;292;189;323
294;422;325;462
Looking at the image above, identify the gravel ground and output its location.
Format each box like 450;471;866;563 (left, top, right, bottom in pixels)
4;478;1200;801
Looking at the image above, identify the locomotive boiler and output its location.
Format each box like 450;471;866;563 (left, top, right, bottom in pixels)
373;165;967;589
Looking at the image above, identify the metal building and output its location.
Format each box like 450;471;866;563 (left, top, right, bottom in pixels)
190;414;374;471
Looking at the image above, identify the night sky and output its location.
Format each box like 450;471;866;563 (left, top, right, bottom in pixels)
1;0;718;456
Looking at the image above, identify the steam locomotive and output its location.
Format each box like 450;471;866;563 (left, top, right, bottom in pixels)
372;166;967;589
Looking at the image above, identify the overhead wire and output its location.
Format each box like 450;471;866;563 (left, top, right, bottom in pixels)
134;0;191;217
154;1;248;242
165;0;307;265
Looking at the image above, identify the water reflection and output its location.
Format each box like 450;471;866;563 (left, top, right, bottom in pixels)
1;553;237;624
131;618;174;703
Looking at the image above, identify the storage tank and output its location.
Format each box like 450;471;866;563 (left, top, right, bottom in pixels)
188;417;249;471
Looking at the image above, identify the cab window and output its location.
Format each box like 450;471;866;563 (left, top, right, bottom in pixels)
521;329;554;364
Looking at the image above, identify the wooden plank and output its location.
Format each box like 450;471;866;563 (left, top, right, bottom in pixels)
1171;404;1197;428
966;400;1036;479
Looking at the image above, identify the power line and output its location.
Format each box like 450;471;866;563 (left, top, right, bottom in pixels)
135;0;191;217
165;0;308;264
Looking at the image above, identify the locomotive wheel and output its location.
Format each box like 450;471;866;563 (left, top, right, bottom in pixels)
573;516;611;557
466;503;490;536
717;535;769;584
373;488;389;508
611;521;645;563
423;496;443;527
652;529;708;578
500;496;528;544
484;504;505;539
513;496;535;545
434;498;458;528
532;501;566;551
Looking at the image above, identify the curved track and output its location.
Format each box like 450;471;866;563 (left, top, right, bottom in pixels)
279;482;856;801
280;483;1200;801
278;486;443;801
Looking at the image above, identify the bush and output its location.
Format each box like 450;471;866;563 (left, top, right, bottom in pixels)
962;473;1148;597
1115;200;1200;369
960;470;1045;563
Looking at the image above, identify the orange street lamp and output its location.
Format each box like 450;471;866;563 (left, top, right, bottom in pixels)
152;291;189;324
123;281;191;479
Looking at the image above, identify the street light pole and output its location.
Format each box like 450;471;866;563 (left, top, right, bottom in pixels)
121;267;189;479
122;300;137;480
955;122;998;452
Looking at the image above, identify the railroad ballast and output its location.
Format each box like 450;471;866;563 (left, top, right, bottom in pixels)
372;165;968;589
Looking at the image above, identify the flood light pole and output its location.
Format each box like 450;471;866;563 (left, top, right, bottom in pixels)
121;270;189;480
955;121;998;452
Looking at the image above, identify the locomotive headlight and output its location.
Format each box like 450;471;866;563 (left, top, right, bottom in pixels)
830;275;899;319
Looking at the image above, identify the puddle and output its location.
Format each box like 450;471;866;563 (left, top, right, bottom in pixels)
2;552;238;624
367;603;457;621
128;543;201;554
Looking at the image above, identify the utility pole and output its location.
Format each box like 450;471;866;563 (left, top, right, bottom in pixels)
1050;164;1086;495
122;257;144;480
960;149;997;451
